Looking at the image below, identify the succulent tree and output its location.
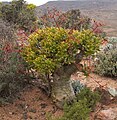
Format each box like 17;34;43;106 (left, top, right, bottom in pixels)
22;27;101;97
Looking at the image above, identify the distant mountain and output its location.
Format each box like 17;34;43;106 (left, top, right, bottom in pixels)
36;0;117;37
1;1;11;5
36;0;117;12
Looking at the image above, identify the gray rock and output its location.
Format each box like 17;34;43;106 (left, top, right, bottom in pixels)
108;87;117;97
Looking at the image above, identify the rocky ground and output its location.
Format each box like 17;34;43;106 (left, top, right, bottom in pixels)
0;86;62;120
71;72;117;120
0;72;117;120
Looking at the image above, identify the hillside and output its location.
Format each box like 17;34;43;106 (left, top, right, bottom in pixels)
1;1;11;5
36;0;117;36
37;0;117;12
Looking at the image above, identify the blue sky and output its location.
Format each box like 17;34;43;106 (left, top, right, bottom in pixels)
0;0;55;6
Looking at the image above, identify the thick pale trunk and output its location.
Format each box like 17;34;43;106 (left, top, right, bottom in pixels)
51;51;84;108
51;64;78;108
35;51;83;108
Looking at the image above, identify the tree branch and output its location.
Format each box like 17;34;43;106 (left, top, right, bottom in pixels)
75;50;84;64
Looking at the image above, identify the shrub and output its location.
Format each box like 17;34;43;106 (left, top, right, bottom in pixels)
58;9;91;31
101;37;117;51
39;9;91;31
54;87;100;120
95;49;117;77
1;0;37;32
59;99;91;120
0;20;28;102
76;87;100;109
94;37;117;77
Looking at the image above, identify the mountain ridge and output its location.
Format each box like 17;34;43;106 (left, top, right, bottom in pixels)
38;0;117;11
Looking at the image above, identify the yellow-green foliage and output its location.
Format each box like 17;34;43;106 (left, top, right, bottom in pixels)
27;4;36;10
22;27;101;74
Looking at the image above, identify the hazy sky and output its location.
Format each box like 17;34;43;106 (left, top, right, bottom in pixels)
24;0;50;5
0;0;54;6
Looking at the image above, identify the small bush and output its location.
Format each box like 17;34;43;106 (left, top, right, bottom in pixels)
59;99;91;120
76;87;100;109
1;0;36;32
0;20;28;102
53;87;100;120
57;9;91;31
95;49;117;77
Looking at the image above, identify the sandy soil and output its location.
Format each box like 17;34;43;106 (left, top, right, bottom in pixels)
71;72;117;90
0;73;117;120
0;86;62;120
